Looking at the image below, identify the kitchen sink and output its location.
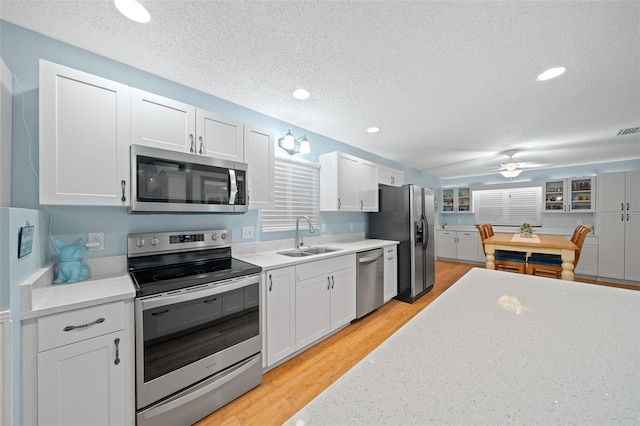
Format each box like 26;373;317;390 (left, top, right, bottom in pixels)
276;246;342;257
300;247;341;255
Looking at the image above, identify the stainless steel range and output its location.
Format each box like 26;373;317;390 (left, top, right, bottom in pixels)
128;229;262;426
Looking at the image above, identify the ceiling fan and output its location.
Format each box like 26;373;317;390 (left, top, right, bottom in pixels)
496;150;543;178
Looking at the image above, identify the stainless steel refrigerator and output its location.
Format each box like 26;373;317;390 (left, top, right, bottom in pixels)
369;184;435;303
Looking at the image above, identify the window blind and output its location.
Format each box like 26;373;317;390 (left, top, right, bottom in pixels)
260;157;320;232
473;186;542;226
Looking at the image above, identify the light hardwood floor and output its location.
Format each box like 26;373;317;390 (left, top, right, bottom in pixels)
195;260;638;426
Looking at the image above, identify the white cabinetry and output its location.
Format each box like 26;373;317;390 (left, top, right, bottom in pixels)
575;235;598;277
440;188;471;213
377;165;404;187
294;254;356;350
319;152;379;211
265;267;296;366
131;88;244;161
244;125;274;209
436;230;481;262
1;58;11;207
39;60;130;206
36;301;132;426
543;177;595;213
383;245;398;302
596;171;640;281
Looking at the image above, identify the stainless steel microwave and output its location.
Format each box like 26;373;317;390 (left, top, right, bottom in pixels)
130;145;248;213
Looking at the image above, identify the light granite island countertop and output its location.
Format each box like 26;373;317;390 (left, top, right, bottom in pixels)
286;268;640;425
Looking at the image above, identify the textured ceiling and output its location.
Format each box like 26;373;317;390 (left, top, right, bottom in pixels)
1;0;639;179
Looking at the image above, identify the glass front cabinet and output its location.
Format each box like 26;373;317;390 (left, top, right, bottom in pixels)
440;187;472;213
543;177;595;213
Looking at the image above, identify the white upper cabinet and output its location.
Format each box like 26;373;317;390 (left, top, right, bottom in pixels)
440;187;471;213
543;177;595;213
131;88;243;162
319;152;379;211
377;165;404;187
243;124;274;209
39;60;131;206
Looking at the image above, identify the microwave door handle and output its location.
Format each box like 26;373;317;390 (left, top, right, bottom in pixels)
229;169;237;205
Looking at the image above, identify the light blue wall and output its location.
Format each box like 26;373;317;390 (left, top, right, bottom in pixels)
436;159;640;228
0;20;440;261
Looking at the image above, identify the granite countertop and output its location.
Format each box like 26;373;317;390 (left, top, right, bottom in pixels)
234;239;398;270
286;268;640;425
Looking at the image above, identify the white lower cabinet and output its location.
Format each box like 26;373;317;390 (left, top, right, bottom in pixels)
436;230;482;262
264;254;357;368
295;255;356;350
383;245;398;302
265;266;296;366
32;300;133;426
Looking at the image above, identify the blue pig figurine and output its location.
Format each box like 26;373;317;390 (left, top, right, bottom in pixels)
53;239;91;284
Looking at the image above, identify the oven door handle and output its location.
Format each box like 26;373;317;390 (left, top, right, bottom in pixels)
140;354;261;421
140;275;259;311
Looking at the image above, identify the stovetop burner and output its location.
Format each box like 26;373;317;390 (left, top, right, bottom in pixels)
127;229;261;298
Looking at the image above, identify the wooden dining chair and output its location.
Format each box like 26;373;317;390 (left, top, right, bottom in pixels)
526;226;591;278
476;224;527;274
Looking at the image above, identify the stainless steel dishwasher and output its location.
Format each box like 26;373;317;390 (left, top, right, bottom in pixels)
356;248;384;318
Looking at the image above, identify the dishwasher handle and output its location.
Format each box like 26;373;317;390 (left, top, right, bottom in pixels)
358;252;383;263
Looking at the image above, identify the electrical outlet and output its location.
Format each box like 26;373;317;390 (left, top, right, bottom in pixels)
242;226;254;239
577;219;582;226
321;223;326;233
87;232;104;251
349;223;354;231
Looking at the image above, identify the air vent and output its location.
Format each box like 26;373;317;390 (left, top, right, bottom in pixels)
616;127;640;136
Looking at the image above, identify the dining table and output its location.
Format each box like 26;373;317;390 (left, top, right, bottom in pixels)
483;233;579;280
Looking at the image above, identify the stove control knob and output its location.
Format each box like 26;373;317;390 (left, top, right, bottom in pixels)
150;237;160;246
136;237;145;247
221;233;228;240
211;234;219;241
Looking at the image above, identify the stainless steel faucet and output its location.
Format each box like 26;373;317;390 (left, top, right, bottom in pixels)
295;216;315;249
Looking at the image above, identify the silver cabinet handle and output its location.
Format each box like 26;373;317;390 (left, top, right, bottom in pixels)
327;276;331;290
331;275;335;289
269;274;273;292
622;202;624;210
627;202;630;211
63;317;105;332
189;134;195;153
338;198;341;210
114;337;121;365
199;135;205;155
361;200;363;210
622;213;624;221
120;180;126;202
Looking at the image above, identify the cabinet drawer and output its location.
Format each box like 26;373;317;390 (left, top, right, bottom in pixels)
384;245;397;256
296;254;356;281
38;301;124;351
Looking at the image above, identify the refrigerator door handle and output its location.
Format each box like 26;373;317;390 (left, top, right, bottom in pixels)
422;215;429;249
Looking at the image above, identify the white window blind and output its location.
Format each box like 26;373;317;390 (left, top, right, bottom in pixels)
473;186;542;226
260;157;320;232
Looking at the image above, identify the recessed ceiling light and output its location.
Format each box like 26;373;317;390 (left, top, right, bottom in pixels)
292;89;310;100
114;0;150;23
366;127;380;133
536;67;566;81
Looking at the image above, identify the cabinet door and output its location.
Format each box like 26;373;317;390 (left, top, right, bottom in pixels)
383;250;398;302
597;173;625;211
131;88;196;153
543;179;566;212
456;231;479;262
568;177;594;212
456;188;471;212
38;330;125;426
359;161;379;211
436;231;457;259
598;211;625;280
337;155;360;210
329;267;356;330
266;267;295;366
39;60;130;206
295;275;331;350
575;240;598;276
440;189;455;213
196;108;243;161
244;125;274;209
624;171;640;281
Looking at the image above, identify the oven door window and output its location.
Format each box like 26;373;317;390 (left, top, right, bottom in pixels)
142;283;259;383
